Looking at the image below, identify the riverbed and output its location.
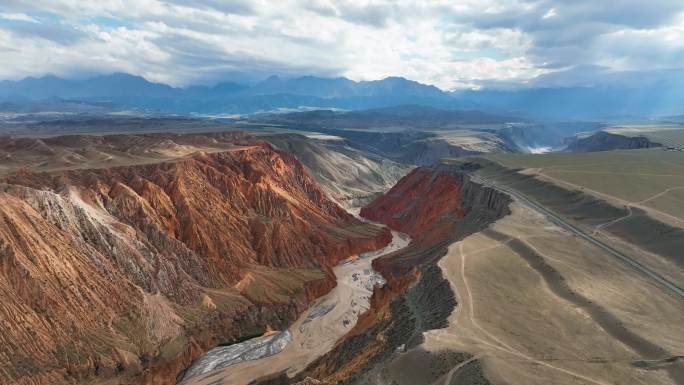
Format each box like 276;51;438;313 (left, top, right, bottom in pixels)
180;229;410;385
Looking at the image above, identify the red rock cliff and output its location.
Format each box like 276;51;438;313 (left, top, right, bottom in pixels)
361;167;466;244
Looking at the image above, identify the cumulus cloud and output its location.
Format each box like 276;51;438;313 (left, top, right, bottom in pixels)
0;0;683;89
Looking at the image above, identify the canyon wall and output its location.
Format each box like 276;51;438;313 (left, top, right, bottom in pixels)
262;133;410;207
0;136;390;385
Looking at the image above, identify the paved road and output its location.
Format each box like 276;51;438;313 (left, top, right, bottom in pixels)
475;176;684;300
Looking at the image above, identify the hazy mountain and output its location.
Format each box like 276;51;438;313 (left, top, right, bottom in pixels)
247;75;357;97
662;114;684;123
1;73;682;119
244;75;444;99
0;73;178;99
0;73;453;114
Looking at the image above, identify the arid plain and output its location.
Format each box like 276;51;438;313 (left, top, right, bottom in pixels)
424;201;684;385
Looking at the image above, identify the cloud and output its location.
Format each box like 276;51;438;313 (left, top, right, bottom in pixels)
0;12;38;23
0;19;86;44
445;0;684;70
163;0;257;15
542;8;557;20
0;0;683;90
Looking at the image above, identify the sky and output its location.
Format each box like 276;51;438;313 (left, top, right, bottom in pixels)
1;0;683;90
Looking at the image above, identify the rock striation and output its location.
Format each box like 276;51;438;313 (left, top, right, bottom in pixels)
0;134;390;385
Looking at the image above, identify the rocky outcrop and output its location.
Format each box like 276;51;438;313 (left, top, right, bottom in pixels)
360;167;465;237
0;136;390;385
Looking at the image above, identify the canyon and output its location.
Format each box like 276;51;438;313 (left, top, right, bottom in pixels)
1;129;683;385
340;160;684;385
209;157;682;385
2;4;684;382
229;162;512;385
0;132;391;385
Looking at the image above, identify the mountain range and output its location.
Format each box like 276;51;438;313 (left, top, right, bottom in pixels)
1;73;682;119
0;73;449;114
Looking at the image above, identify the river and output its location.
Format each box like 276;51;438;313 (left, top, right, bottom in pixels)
180;229;410;385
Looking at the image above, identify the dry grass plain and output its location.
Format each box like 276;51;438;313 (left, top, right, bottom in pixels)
429;130;510;153
421;202;683;385
486;149;684;225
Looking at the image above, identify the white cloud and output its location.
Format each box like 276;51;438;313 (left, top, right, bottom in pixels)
542;8;557;19
0;12;39;23
0;0;683;89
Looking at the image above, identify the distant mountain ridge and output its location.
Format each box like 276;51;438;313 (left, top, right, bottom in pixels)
1;72;682;118
0;73;450;114
0;73;178;99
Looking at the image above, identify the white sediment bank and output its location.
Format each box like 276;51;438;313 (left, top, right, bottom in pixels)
181;331;292;381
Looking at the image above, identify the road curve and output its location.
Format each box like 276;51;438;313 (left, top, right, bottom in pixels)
474;176;684;300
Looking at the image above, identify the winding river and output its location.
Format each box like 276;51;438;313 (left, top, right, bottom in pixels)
180;229;410;385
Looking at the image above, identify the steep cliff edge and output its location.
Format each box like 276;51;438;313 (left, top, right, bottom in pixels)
266;163;511;384
0;136;390;385
360;167;465;238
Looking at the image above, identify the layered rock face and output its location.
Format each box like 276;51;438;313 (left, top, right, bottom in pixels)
0;136;390;385
361;164;509;260
360;167;466;238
